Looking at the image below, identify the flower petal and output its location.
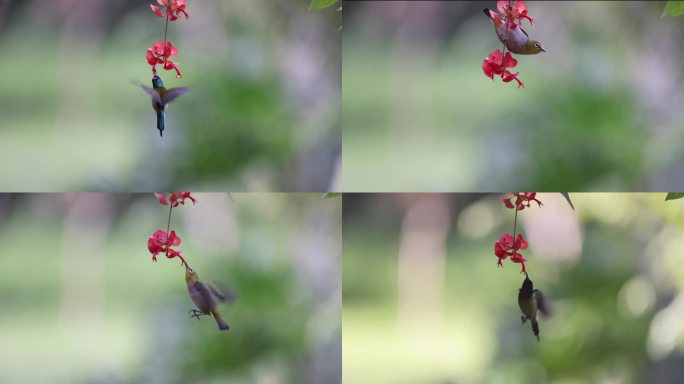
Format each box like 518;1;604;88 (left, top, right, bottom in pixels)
154;192;169;205
150;4;164;18
168;230;182;246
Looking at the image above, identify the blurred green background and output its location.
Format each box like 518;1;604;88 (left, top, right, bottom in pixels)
342;1;684;191
0;193;341;383
0;0;340;191
343;193;684;383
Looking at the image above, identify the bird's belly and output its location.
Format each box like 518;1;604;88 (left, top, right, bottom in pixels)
188;288;213;313
519;299;537;320
496;28;527;54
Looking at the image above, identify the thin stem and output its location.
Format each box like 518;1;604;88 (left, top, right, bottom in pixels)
163;6;170;66
512;202;518;240
500;0;513;68
165;204;173;250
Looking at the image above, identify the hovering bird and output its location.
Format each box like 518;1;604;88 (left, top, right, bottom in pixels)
185;266;235;331
483;8;545;55
518;273;549;341
140;75;189;137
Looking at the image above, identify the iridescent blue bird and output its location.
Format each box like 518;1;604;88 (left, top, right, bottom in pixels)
140;75;189;137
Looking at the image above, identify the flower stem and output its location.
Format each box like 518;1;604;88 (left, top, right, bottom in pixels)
512;202;518;240
500;0;513;69
165;204;173;252
162;6;170;66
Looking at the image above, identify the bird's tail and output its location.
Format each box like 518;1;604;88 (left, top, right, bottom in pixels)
483;8;503;26
212;310;230;331
531;319;540;341
156;110;165;137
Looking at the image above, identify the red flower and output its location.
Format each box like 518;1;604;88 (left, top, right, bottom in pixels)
154;192;197;207
497;0;534;28
147;229;187;266
151;0;189;21
494;233;528;273
146;40;182;78
500;192;543;211
170;192;197;207
482;49;524;88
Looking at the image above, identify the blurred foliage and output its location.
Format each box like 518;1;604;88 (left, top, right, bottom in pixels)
0;193;341;384
662;1;684;17
0;0;340;191
665;192;684;201
310;0;339;11
342;1;684;191
343;193;684;383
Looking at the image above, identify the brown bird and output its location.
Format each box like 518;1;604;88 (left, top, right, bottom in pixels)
484;8;545;55
185;266;234;331
518;273;548;341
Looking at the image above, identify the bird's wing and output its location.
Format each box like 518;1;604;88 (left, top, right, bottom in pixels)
533;289;551;317
140;85;162;105
161;87;189;105
207;281;237;304
520;27;529;38
190;281;214;312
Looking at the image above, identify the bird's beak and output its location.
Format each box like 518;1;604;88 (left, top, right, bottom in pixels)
540;48;546;52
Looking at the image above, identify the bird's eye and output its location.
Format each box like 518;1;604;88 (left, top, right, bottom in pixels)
535;44;540;48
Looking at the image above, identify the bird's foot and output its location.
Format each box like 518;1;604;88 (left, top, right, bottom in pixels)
521;316;527;324
188;309;206;321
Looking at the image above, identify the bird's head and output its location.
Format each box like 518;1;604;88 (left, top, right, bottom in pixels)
151;75;164;89
524;39;546;54
185;266;199;284
520;273;534;292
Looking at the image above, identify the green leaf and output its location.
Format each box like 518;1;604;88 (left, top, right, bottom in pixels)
310;0;338;10
665;192;684;201
560;192;575;211
662;1;684;17
323;192;341;199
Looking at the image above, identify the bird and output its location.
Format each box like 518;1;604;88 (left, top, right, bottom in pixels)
185;266;235;331
483;8;545;55
140;75;189;137
518;273;548;341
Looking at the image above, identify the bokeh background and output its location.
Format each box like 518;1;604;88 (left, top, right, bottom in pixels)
342;1;684;191
0;0;340;191
0;193;341;384
343;193;684;383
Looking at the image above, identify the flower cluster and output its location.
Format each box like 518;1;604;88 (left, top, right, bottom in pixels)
494;233;528;272
147;192;197;268
155;192;197;207
148;229;186;265
500;192;543;211
146;40;181;78
145;0;189;78
497;0;533;28
151;0;189;21
482;50;523;88
494;192;542;273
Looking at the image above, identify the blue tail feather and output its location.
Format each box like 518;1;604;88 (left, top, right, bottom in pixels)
156;110;165;137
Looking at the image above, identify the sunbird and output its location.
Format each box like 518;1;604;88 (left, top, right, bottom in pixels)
483;8;545;55
518;273;548;341
185;266;234;331
140;75;189;137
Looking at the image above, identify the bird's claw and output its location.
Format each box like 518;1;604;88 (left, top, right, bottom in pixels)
188;309;204;321
521;316;527;324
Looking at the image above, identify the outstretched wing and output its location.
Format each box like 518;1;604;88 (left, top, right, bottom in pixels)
140;85;162;105
161;87;189;106
533;289;551;317
207;281;237;304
